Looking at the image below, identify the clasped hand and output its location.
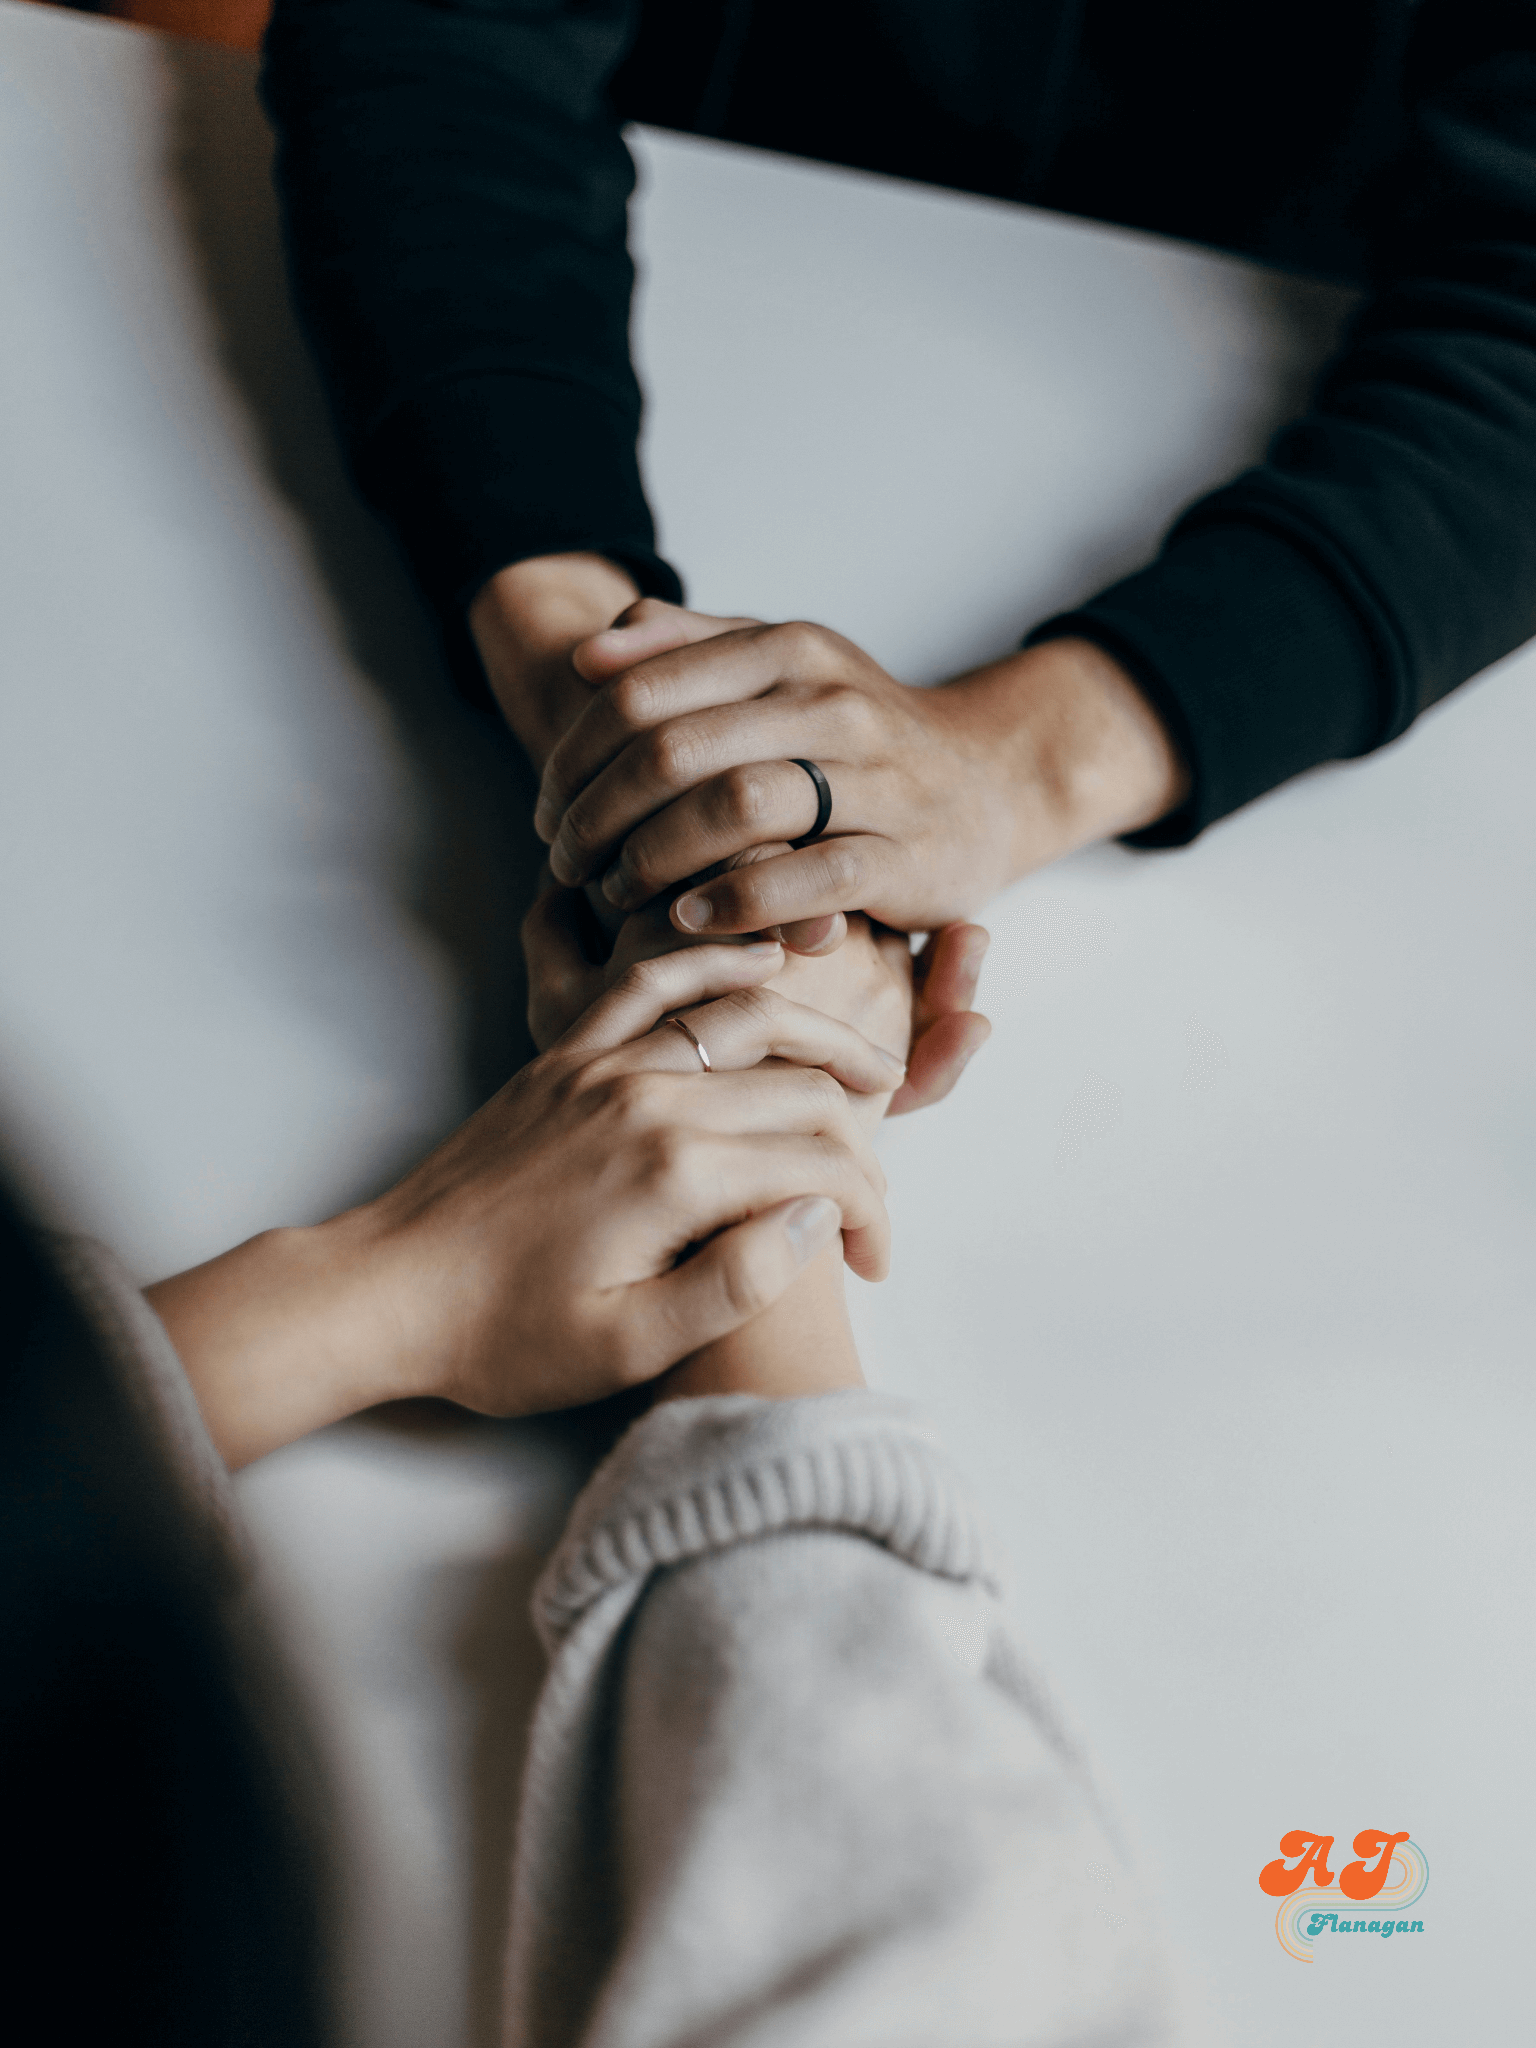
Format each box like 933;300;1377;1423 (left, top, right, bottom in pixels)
536;600;1026;949
150;933;903;1469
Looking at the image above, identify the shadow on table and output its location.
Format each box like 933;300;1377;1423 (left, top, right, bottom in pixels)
160;36;547;1109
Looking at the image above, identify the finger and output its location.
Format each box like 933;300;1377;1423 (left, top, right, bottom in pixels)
774;913;847;957
557;938;786;1057
886;1010;992;1117
538;622;787;843
595;755;844;910
589;1061;888;1199
911;922;991;1035
718;842;846;954
627;1195;842;1367
549;691;854;886
612;982;907;1096
571;599;755;685
660;1129;891;1281
521;886;609;1051
670;837;883;937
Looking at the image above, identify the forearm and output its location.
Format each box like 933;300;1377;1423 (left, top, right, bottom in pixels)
262;1;676;621
945;635;1190;878
470;551;640;767
654;1244;863;1405
145;1216;405;1472
1028;2;1536;845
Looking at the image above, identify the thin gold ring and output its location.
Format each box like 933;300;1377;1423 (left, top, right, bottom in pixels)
667;1014;712;1072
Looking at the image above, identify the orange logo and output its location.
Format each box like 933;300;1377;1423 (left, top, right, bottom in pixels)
1259;1831;1428;1959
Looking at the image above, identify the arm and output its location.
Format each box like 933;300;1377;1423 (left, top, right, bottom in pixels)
534;602;1186;939
1037;0;1536;842
652;913;915;1407
146;938;899;1468
506;1380;1170;2048
534;0;1536;931
260;0;675;752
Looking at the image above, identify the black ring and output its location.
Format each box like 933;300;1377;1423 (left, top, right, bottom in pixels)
789;759;833;847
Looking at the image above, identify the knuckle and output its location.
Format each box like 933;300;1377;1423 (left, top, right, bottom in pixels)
610;1069;667;1127
803;1066;844;1115
771;619;830;671
609;670;659;730
649;722;707;789
717;763;779;834
639;1122;690;1186
613;954;669;1005
724;983;780;1034
560;791;603;858
817;840;864;896
709;868;769;926
615;835;660;896
829;678;875;731
551;1049;598;1099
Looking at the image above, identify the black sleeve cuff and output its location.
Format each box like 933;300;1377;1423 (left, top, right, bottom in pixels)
357;370;684;618
1027;519;1387;846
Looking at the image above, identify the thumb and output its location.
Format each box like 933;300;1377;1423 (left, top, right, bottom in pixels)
635;1196;841;1363
572;598;755;682
885;1009;991;1117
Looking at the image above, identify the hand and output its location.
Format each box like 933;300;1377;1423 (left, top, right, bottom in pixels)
468;552;642;769
526;887;990;1120
148;942;899;1469
635;911;987;1406
535;599;1188;941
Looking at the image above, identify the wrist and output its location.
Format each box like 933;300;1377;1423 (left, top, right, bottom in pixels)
948;636;1189;877
469;552;641;768
146;1211;417;1470
652;1244;864;1406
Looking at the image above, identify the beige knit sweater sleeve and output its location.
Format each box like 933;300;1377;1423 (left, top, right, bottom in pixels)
70;1233;1168;2046
507;1391;1171;2048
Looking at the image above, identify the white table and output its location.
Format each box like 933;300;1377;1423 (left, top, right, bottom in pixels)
2;7;1531;2044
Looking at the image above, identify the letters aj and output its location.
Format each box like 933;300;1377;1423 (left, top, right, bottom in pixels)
1259;1830;1410;1899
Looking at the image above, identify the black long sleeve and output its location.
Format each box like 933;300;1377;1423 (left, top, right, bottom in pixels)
262;0;678;615
1034;1;1536;840
262;0;1536;839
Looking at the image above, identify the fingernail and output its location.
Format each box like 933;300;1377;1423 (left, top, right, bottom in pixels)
877;1046;907;1071
675;892;712;930
601;863;631;907
534;802;557;843
742;939;783;956
782;1196;839;1262
549;843;577;885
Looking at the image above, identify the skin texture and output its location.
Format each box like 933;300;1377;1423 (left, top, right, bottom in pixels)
154;561;1013;1468
534;596;1189;943
473;557;993;1113
470;560;1187;972
148;940;901;1468
525;889;970;1406
651;918;918;1405
469;553;642;773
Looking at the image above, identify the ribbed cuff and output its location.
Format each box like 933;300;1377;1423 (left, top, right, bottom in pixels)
45;1235;246;1585
357;370;684;618
1028;518;1387;846
535;1390;1002;1653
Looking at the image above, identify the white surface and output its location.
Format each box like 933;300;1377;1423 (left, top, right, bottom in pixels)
1;7;1531;2045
